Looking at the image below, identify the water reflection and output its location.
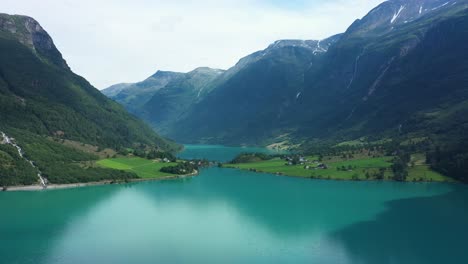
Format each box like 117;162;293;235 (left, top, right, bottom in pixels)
177;144;287;162
137;168;454;237
0;186;120;264
1;165;466;263
332;186;468;264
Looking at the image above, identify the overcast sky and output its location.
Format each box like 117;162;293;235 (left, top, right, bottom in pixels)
3;0;383;89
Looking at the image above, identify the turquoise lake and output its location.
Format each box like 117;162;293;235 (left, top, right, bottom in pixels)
1;145;468;264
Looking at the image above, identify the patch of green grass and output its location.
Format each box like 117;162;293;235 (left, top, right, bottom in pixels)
331;157;392;169
401;137;428;146
97;157;178;179
335;138;392;147
335;139;366;147
225;156;394;180
225;155;452;182
408;165;454;182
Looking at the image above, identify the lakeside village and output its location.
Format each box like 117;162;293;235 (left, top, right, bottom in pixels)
284;156;329;170
228;152;342;172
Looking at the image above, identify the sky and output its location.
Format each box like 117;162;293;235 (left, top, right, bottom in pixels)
2;0;383;89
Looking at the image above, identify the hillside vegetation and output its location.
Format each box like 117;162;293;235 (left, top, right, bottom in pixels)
103;0;468;182
0;13;180;186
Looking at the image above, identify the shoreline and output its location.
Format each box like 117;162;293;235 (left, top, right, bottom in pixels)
223;166;456;183
2;171;198;192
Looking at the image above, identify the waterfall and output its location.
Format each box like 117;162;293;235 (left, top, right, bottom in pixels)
1;131;47;188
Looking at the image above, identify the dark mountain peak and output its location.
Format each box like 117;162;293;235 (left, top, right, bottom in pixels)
346;0;464;36
225;34;342;78
0;13;68;69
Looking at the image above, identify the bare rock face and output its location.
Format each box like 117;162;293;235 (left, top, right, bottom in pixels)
0;13;68;69
24;17;54;50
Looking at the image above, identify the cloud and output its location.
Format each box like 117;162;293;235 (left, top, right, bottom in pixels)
2;0;383;89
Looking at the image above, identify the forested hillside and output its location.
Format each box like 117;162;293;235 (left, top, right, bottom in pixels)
0;13;180;186
103;0;468;181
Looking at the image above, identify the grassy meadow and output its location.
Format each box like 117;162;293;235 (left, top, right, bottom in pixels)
224;154;453;182
97;157;178;179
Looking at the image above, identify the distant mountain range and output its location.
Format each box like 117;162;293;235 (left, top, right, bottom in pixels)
0;13;179;185
103;67;225;135
103;0;468;150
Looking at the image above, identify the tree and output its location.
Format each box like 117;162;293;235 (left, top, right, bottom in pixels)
392;157;408;181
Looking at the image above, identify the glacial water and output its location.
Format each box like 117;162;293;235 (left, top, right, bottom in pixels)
1;145;467;264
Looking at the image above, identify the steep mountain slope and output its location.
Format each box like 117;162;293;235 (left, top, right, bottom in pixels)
164;35;341;144
0;14;179;186
165;0;468;146
140;67;225;133
296;0;468;140
102;71;185;114
103;67;225;134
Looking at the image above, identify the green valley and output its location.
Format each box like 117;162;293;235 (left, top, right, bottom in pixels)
3;1;468;263
102;0;468;183
224;152;452;182
3;0;468;187
97;158;180;179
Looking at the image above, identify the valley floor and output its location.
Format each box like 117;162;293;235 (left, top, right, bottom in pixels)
224;154;453;183
3;172;197;192
3;157;199;192
96;157;180;179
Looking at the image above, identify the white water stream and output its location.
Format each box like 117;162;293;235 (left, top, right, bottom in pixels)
1;131;47;188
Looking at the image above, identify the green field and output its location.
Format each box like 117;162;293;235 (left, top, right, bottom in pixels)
225;155;453;182
97;157;178;179
224;156;393;180
407;165;452;182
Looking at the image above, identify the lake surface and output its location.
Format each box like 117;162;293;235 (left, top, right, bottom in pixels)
1;145;468;264
177;144;287;162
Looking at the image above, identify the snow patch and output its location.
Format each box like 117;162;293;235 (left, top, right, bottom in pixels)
432;2;450;11
391;5;405;24
313;40;327;55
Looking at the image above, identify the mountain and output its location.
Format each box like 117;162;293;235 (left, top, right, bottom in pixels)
103;67;225;134
162;35;342;144
102;71;185;114
140;67;225;133
101;83;133;97
101;0;468;152
99;0;468;180
0;13;179;186
347;0;458;34
158;0;468;147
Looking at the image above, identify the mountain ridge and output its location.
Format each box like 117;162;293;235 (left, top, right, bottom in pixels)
101;0;468;148
101;0;468;151
0;13;179;186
